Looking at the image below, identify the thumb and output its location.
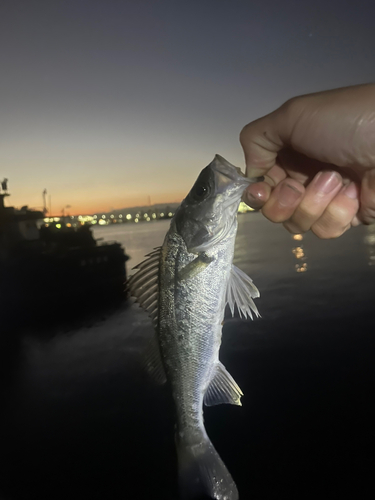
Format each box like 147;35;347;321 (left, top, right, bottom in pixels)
360;169;375;224
239;112;284;178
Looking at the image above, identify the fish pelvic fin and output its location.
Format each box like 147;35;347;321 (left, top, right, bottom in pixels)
177;252;214;281
177;432;238;500
226;265;260;320
204;362;243;407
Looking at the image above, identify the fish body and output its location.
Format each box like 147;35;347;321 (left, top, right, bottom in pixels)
129;155;260;499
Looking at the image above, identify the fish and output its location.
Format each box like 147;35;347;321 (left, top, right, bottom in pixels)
128;155;260;499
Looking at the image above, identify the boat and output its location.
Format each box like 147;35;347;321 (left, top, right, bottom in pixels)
0;184;129;326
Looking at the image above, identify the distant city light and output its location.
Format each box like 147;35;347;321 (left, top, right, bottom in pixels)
168;212;173;217
160;212;164;217
98;219;106;225
91;220;97;225
126;214;132;220
53;217;60;222
43;218;49;223
93;215;97;219
66;223;72;228
76;215;94;223
110;214;114;218
135;218;139;223
146;217;150;222
144;213;148;218
56;224;61;229
70;216;74;219
102;215;106;219
119;214;123;218
152;213;156;219
136;213;140;218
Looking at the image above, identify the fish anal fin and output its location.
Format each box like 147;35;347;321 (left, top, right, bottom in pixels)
226;265;260;320
204;362;243;407
142;334;167;385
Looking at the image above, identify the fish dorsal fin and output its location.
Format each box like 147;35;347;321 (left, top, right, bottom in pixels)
204;362;243;406
128;247;161;327
226;265;260;320
128;247;166;385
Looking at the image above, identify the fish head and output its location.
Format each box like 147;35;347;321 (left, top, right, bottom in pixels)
175;155;255;253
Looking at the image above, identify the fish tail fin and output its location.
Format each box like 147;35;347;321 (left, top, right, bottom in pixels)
176;431;238;500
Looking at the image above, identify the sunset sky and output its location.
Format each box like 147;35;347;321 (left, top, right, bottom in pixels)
1;0;374;215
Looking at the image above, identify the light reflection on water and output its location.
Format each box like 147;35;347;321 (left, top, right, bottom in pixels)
292;234;308;273
93;219;171;267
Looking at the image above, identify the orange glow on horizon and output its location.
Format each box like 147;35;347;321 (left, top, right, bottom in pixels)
7;191;186;217
39;194;184;217
71;192;185;215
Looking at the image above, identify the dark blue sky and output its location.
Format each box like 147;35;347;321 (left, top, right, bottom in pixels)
1;0;374;213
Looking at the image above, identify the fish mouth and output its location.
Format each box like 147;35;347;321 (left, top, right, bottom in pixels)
213;154;263;184
213;155;249;181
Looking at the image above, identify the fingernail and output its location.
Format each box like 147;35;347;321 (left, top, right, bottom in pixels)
313;171;341;194
278;183;303;207
343;182;358;199
244;191;263;208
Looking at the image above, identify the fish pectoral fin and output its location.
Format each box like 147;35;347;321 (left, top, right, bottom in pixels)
142;334;167;385
204;362;243;406
226;264;260;320
177;252;214;281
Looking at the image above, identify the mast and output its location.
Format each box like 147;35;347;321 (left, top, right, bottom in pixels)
43;189;47;214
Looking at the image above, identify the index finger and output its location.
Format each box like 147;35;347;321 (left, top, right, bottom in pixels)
240;110;286;179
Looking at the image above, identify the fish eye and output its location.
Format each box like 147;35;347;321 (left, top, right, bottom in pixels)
189;166;213;202
192;183;210;201
195;186;208;198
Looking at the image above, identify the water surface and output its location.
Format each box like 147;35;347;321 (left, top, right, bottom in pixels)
1;214;375;499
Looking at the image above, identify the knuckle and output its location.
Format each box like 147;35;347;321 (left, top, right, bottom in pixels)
360;206;375;225
287;203;321;232
279;96;308;144
311;217;348;239
312;226;344;239
294;203;319;221
281;96;306;121
310;198;357;238
262;206;289;224
283;220;303;234
239;122;255;145
239;126;248;145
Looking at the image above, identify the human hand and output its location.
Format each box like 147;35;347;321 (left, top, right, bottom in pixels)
240;84;375;238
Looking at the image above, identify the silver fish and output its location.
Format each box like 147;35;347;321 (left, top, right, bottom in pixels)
129;155;260;499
